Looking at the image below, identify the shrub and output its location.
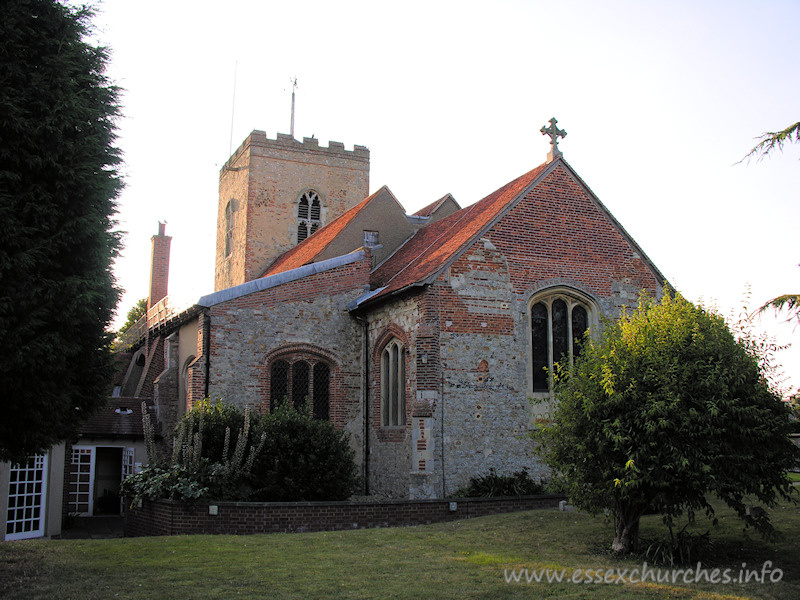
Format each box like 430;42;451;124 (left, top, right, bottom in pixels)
122;400;359;504
250;403;359;501
122;400;264;505
641;520;712;566
176;398;247;463
453;468;544;498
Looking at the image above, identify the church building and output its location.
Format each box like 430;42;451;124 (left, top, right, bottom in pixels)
0;120;667;540
106;121;667;503
106;121;664;500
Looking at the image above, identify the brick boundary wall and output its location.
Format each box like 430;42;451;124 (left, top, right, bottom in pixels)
124;495;565;537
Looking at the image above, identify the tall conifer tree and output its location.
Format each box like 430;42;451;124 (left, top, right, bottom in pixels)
0;0;122;461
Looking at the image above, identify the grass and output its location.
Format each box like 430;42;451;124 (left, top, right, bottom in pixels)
1;498;798;600
787;472;800;483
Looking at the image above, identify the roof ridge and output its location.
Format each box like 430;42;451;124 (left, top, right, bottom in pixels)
377;201;482;290
364;161;552;305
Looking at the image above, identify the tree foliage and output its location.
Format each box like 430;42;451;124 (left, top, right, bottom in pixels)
117;298;147;337
742;121;800;162
757;292;800;325
533;292;799;555
0;1;122;461
740;122;800;326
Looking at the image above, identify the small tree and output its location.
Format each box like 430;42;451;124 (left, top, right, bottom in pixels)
533;292;799;555
117;298;147;337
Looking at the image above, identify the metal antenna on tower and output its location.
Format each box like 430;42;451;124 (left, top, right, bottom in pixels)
290;77;298;139
228;61;238;156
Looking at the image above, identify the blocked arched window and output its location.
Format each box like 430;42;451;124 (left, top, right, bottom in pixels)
224;200;235;257
530;292;593;393
297;190;322;243
380;339;406;427
269;356;330;420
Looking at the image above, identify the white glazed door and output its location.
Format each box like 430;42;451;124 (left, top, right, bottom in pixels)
69;447;95;516
5;454;48;540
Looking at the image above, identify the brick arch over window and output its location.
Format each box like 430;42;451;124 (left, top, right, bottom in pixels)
371;326;410;440
527;287;599;395
261;344;340;423
296;189;325;243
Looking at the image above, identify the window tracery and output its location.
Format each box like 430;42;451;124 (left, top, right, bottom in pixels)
297;190;322;243
380;338;406;427
270;355;330;419
531;292;592;393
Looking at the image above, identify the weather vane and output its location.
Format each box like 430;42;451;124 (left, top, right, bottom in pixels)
541;117;567;161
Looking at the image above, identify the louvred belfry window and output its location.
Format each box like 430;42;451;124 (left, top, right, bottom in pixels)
297;190;322;243
270;356;330;420
531;294;590;393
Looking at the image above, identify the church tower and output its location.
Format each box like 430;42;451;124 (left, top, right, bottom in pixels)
214;131;370;291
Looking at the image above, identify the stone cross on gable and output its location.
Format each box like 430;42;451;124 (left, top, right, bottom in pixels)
540;117;567;161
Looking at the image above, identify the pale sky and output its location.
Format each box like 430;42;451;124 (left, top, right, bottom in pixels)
92;0;800;393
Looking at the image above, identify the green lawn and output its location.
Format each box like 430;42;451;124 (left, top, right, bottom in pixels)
1;499;798;600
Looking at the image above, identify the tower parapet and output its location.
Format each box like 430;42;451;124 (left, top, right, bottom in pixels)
222;131;370;175
215;130;370;291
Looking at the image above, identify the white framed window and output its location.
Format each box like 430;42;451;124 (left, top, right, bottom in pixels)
297;190;322;243
122;448;135;480
380;339;406;427
5;454;48;541
530;290;594;394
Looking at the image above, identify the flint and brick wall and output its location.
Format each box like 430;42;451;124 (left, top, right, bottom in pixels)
124;494;564;537
389;164;664;495
205;254;371;465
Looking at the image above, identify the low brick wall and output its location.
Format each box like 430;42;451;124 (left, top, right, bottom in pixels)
124;494;564;537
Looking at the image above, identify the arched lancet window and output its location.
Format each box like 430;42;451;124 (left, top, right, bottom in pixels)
297;190;322;243
531;292;592;393
269;355;330;419
380;339;406;427
224;200;235;257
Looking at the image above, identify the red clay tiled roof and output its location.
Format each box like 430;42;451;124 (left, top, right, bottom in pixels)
261;188;382;277
79;398;154;439
413;194;453;217
369;162;551;300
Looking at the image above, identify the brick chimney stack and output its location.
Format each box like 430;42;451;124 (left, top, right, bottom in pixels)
148;222;172;312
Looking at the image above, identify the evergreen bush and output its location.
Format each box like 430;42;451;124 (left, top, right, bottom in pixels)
453;468;544;498
250;403;359;501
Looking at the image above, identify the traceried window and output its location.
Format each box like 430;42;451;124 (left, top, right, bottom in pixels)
531;294;591;393
224;200;235;257
297;190;322;243
380;339;406;427
270;356;330;420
